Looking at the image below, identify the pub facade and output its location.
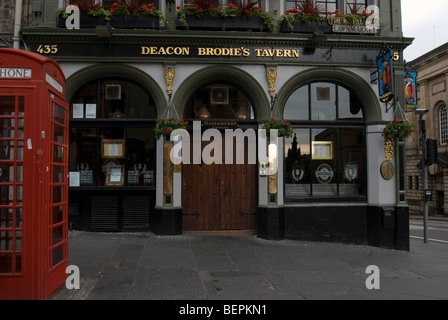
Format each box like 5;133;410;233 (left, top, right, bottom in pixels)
17;0;412;250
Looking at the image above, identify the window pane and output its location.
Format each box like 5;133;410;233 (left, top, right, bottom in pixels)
285;129;311;197
0;118;15;138
0;97;15;116
0;141;14;160
185;84;254;120
311;83;336;121
339;128;364;196
0;253;12;274
70;128;97;185
51;225;64;245
317;0;337;13
126;128;155;186
0;208;13;228
0;163;14;183
100;128;124;186
53;165;64;183
346;0;367;14
54;103;66;124
100;80;126;119
338;86;363;120
16;208;22;228
52;185;64;204
284;85;309;120
52;205;64;225
71;82;98;119
127;82;156;119
51;244;64;267
440;106;448;144
53;124;65;143
311;128;337;195
53;145;64;163
286;0;297;11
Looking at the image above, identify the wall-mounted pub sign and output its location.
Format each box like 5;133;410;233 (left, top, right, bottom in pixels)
377;50;394;103
404;71;418;112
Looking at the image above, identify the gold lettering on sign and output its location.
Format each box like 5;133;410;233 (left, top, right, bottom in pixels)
140;46;300;59
255;49;299;58
141;46;190;56
36;44;58;54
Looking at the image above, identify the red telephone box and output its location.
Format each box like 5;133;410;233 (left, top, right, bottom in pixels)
0;49;69;299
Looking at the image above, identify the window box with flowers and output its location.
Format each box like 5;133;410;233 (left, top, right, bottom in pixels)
56;0;166;29
155;118;189;140
109;1;166;29
382;119;416;160
56;0;111;28
176;0;274;32
279;0;331;34
262;118;293;138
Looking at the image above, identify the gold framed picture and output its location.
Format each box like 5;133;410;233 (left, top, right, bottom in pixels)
101;139;125;158
105;165;124;186
312;141;333;160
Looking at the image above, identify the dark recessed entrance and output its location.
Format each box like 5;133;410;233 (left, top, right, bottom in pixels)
181;83;257;231
182;135;258;231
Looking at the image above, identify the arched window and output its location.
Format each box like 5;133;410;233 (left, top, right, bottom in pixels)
69;78;157;187
439;105;448;145
184;83;255;120
283;82;365;200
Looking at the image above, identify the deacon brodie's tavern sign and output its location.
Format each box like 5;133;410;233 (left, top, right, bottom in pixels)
28;39;382;64
141;46;300;59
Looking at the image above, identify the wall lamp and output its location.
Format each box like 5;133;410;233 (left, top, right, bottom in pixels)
414;108;428;115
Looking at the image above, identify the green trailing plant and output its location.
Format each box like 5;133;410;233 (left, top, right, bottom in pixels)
109;0;167;23
55;0;111;19
155;118;188;139
327;7;374;26
176;0;274;31
230;0;274;30
139;3;167;23
262;118;293;138
280;0;326;28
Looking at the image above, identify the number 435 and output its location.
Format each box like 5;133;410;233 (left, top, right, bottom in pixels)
36;44;58;54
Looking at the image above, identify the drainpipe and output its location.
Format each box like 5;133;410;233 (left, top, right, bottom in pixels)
13;0;23;49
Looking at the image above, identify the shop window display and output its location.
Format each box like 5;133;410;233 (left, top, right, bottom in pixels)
283;82;365;200
69;79;156;187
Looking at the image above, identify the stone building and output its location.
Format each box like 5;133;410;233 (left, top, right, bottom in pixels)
2;0;413;250
405;42;448;217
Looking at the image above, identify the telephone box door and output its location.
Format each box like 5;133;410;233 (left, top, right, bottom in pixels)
0;91;31;298
44;92;69;297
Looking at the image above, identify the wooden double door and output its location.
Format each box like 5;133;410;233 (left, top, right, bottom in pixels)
182;133;258;231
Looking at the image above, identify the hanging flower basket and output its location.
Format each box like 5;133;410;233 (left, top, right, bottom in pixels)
262;118;293;138
382;118;416;160
155;118;188;139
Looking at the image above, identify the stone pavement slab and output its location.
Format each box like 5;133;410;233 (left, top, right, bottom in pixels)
53;230;448;301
